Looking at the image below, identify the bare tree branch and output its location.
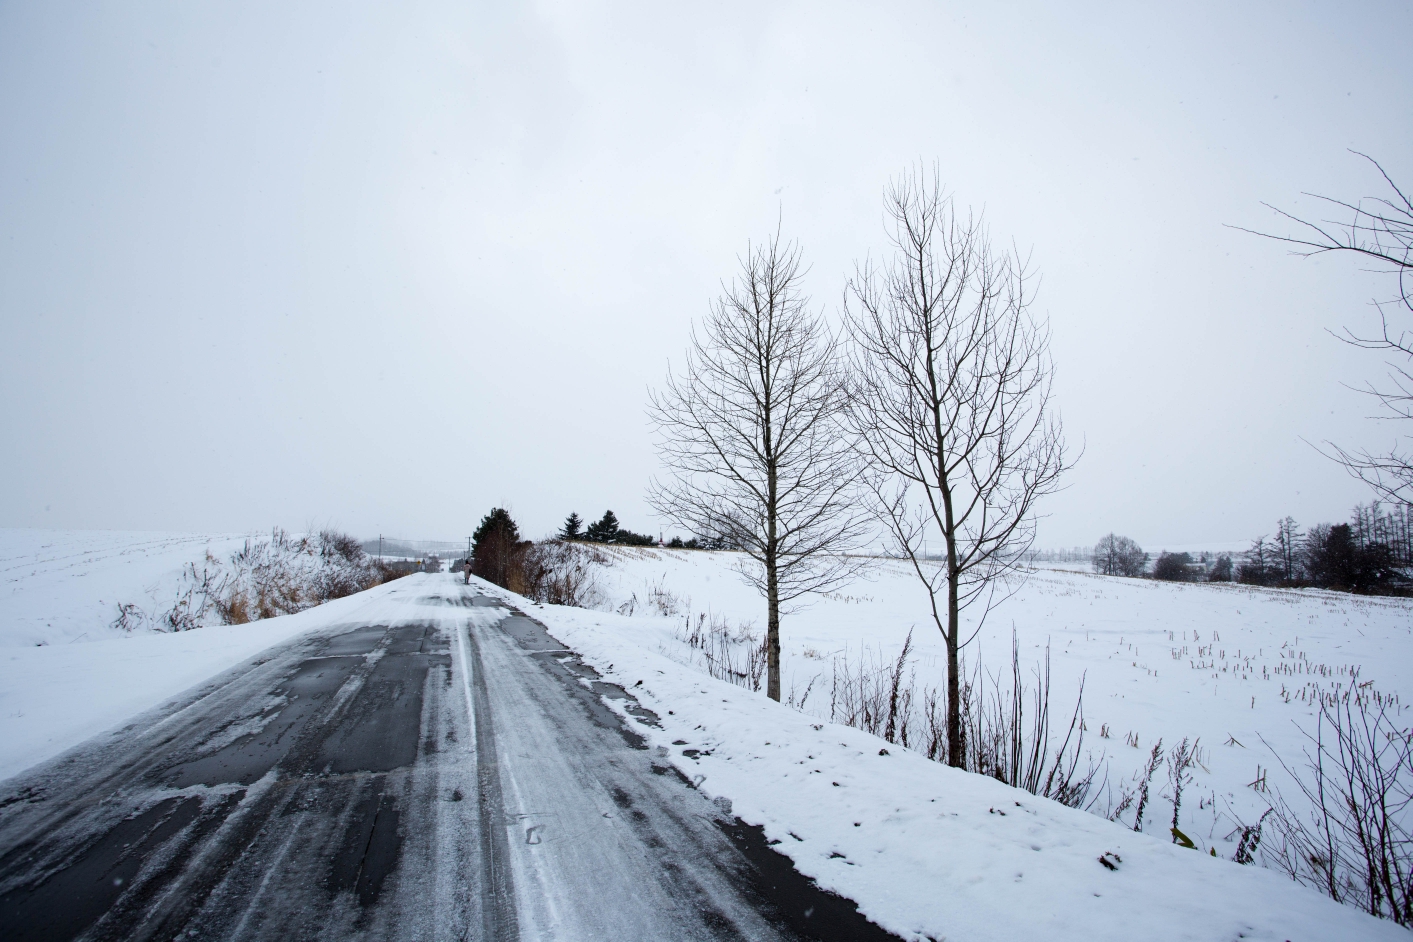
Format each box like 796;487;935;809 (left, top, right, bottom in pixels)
1233;151;1413;502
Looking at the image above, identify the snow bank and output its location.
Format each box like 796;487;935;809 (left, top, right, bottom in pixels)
0;575;420;783
0;528;412;783
479;575;1402;942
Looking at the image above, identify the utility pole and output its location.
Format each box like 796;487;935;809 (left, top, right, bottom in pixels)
378;534;382;562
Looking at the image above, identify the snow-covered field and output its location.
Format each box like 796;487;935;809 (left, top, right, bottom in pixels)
0;528;256;647
1;529;1404;939
567;545;1412;844
482;549;1407;941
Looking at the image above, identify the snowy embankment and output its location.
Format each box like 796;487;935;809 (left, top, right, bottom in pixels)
476;547;1406;942
1;530;1403;939
567;546;1413;849
0;529;386;781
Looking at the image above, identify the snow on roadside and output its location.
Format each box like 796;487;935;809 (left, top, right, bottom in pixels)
0;527;429;783
473;575;1404;942
555;545;1413;857
0;528;257;647
1;527;1401;938
0;575;422;783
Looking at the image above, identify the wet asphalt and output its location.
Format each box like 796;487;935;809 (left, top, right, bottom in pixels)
0;580;899;941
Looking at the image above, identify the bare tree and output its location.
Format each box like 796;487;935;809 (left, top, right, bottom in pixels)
648;228;865;701
1235;152;1413;502
1238;535;1274;586
1274;515;1302;583
1093;533;1147;577
845;166;1071;766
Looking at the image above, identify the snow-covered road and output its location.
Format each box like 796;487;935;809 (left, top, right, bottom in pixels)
0;578;892;941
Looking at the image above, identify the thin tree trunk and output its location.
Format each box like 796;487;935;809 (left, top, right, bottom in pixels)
944;492;963;766
767;553;781;701
766;458;782;701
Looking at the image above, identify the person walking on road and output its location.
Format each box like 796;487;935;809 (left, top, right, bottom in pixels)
463;557;473;584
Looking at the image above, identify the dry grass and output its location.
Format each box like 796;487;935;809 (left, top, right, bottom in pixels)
815;630;1105;809
113;529;403;632
672;612;767;692
1261;688;1413;925
512;541;609;608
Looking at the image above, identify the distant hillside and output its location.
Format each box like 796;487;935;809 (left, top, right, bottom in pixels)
361;538;468;560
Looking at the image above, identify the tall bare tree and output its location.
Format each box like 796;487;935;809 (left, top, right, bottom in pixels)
1093;533;1146;577
1235;151;1413;502
1273;515;1302;583
845;166;1070;765
649;229;864;701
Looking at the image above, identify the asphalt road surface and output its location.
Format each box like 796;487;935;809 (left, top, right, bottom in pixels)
0;578;898;942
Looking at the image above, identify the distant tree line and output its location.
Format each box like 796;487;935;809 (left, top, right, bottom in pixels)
1090;542;1235;584
662;534;733;550
470;506;743;598
556;510;745;550
1025;546;1096;564
665;533;740;550
557;510;657;546
467;505;750;601
1151;550;1230;583
1090;502;1412;594
1237;503;1412;594
592;511;652;544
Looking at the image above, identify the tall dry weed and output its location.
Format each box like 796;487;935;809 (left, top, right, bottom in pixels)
113;528;400;632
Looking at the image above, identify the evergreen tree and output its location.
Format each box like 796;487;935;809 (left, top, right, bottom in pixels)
473;507;520;546
559;512;584;540
584;510;620;543
472;508;522;587
1152;551;1195;582
613;527;657;546
1305;522;1394;592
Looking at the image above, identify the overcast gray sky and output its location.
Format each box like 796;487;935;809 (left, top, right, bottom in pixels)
2;1;1410;550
